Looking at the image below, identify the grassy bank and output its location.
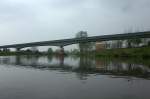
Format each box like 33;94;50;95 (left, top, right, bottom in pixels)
96;47;150;58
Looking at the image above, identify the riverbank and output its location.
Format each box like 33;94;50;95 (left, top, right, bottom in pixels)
96;47;150;58
0;51;68;57
0;52;44;56
0;47;150;59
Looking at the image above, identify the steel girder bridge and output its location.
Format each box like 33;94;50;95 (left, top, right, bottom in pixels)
0;31;150;51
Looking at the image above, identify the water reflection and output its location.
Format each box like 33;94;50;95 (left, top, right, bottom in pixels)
0;55;150;79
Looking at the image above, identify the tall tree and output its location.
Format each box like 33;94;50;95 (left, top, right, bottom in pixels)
127;38;142;48
76;31;94;54
47;48;53;54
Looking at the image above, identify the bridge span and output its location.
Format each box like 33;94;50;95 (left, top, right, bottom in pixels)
0;31;150;51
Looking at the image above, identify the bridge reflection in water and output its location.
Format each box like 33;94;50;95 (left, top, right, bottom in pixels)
0;55;150;79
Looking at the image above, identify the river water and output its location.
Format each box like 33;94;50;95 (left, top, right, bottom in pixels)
0;55;149;99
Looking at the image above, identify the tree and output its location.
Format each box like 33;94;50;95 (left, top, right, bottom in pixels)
133;38;142;47
76;31;88;53
76;31;94;54
127;38;142;48
127;39;132;48
148;41;150;46
116;40;123;48
47;48;53;54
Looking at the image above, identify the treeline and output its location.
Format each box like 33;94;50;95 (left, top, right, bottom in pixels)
0;48;68;56
104;38;150;49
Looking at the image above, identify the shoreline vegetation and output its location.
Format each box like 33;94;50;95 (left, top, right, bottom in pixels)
95;46;150;58
0;47;150;68
0;47;150;59
0;51;62;56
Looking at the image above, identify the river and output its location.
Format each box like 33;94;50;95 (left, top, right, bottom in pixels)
0;55;149;99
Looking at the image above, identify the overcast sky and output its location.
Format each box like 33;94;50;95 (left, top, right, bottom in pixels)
0;0;150;49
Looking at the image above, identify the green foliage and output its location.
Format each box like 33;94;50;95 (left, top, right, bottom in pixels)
47;48;53;54
76;31;94;54
96;47;150;58
148;41;150;46
127;38;142;48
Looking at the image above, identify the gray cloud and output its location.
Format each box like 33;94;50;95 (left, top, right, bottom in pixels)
0;0;150;48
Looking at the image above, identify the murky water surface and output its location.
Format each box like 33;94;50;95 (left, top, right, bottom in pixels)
0;55;149;99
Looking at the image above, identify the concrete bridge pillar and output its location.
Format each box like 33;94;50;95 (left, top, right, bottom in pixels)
59;55;64;66
60;46;64;55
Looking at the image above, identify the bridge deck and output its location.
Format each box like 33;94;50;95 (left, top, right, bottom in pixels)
0;31;150;49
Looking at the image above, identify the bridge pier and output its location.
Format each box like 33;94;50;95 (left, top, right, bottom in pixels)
59;46;64;55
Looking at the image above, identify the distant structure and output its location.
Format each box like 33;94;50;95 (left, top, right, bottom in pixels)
95;42;105;51
95;38;150;50
104;40;124;49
